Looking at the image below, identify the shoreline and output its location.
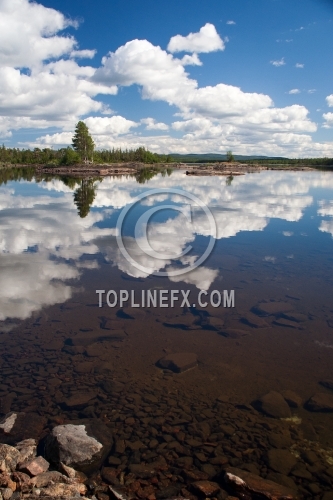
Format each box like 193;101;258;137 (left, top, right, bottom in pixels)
1;161;323;176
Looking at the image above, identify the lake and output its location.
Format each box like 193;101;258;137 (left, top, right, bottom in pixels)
1;167;333;496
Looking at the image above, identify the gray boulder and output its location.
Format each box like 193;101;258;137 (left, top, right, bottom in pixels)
44;422;112;474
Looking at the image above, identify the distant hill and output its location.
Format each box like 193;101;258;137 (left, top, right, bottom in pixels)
169;153;290;162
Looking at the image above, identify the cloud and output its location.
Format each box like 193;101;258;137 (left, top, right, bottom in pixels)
141;118;169;130
0;254;77;321
327;95;333;107
180;53;202;66
308;89;316;94
295;63;304;68
0;0;77;68
168;266;218;291
318;200;333;217
34;131;73;145
226;20;236;25
323;112;333;128
2;1;333;157
2;168;330;319
319;220;333;237
84;116;139;135
91;35;326;156
288;89;300;94
0;186;114;321
0;0;117;134
270;58;285;67
88;170;333;285
70;49;97;59
33;116;139;146
167;23;225;53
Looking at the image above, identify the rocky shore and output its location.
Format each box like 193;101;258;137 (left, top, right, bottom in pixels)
2;377;333;500
36;163;172;177
184;163;316;176
10;161;315;177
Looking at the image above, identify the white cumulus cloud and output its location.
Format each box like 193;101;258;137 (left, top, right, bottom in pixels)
323;113;333;128
288;89;300;94
141;118;169;130
327;95;333;107
167;23;225;54
1;0;332;157
180;53;202;66
0;0;77;68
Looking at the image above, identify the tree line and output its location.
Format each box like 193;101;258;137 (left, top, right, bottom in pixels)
2;121;331;167
0;144;172;166
0;122;172;166
247;157;333;166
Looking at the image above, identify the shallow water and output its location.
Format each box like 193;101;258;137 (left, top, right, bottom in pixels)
1;168;333;494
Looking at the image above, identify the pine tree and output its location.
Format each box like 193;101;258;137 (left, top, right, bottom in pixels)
73;179;97;218
72;121;95;163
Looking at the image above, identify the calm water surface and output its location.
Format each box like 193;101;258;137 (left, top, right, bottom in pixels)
1;168;333;489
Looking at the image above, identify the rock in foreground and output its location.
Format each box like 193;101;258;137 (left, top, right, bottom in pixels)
225;467;296;499
45;424;104;473
0;441;87;500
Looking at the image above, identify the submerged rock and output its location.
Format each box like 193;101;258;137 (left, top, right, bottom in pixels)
255;391;291;418
158;352;198;373
319;380;333;391
218;328;249;339
61;392;97;410
252;301;294;317
224;467;296;499
281;390;302;408
192;480;220;497
0;412;46;445
306;392;333;412
267;449;298;475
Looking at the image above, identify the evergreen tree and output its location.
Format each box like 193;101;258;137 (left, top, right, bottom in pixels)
72;121;95;163
73;179;97;218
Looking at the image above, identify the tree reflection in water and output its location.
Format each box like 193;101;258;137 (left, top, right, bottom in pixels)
73;178;98;218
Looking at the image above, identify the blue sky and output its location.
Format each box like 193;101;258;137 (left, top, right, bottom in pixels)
0;0;332;156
